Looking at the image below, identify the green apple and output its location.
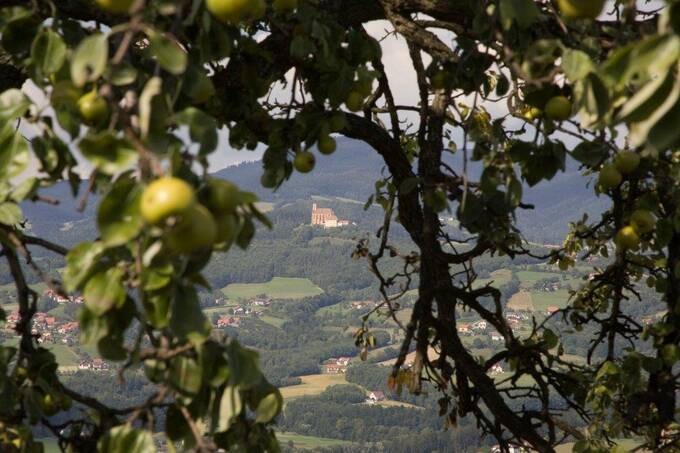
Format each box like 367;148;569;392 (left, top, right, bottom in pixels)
615;225;640;250
215;213;237;244
95;0;135;14
318;135;336;155
207;179;239;214
345;91;364;112
523;107;542;121
294;151;316;173
614;151;640;175
557;0;606;19
140;177;196;225
544;96;572;121
166;204;217;253
206;0;254;23
598;164;622;190
630;209;656;234
40;393;59;416
77;91;109;126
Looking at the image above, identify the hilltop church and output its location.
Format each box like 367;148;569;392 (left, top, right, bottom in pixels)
311;203;350;228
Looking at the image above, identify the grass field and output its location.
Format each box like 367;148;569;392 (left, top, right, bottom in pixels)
475;269;513;288
516;270;561;288
507;291;533;311
260;315;287;328
51;344;81;367
222;277;323;300
280;374;347;399
309;237;356;246
530;289;571;311
277;432;352;449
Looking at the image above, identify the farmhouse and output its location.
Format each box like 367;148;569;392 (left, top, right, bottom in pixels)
470;320;487;331
44;289;84;304
6;311;19;329
216;316;241;328
490;364;504;375
57;322;79;335
367;391;386;403
350;300;375;310
78;358;109;371
545;305;560;315
249;297;271;307
490;332;504;342
321;356;352;374
311;203;350;228
457;323;471;334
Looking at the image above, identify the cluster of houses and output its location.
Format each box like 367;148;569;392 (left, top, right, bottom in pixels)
4;311;79;344
216;316;241;328
44;289;84;304
78;358;109;371
321;356;352;374
350;300;376;310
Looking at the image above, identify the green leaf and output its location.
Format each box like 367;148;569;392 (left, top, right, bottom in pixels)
0;202;21;225
570;141;607;167
97;176;144;247
0;89;30;121
10;177;38;202
174;107;218;155
31;29;66;76
143;291;172;329
617;71;674;124
170;356;203;395
499;0;539;30
561;49;593;81
71;33;109;87
83;267;127;316
109;64;138;86
97;425;156;453
170;286;210;345
64;241;105;293
79;131;138;175
629;76;680;148
139;77;163;139
0;123;29;180
216;386;243;432
255;391;282;423
148;30;187;75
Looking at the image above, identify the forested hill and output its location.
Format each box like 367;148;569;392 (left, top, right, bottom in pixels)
20;137;606;244
216;137;607;243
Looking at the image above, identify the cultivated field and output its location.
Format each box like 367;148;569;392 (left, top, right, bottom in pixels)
507;291;533;311
277;432;352;449
222;277;323;300
279;373;347;399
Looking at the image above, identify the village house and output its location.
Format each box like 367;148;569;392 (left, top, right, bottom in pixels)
311;203;350;229
506;311;528;321
216;316;241;328
545;305;560;315
642;317;654;325
490;332;504;342
6;311;20;329
57;322;79;335
321;357;352;374
232;306;252;316
350;300;375;310
44;289;83;304
78;358;108;371
457;323;471;335
470;320;488;331
491;445;527;453
489;364;504;375
248;297;271;307
366;391;386;404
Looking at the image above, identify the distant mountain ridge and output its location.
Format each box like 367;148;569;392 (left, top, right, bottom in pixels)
21;137;606;244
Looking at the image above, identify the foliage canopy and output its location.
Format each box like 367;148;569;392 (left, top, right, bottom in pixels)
0;0;679;451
